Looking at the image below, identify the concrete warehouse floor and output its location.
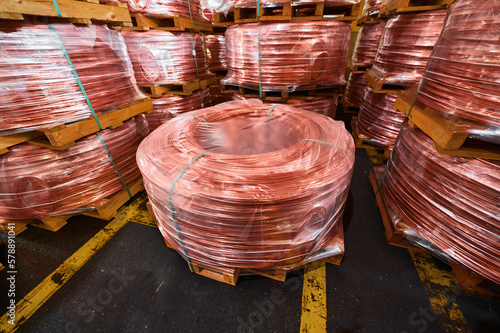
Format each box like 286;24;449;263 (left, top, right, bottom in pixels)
0;113;499;333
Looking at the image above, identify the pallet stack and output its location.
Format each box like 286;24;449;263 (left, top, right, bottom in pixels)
0;0;154;234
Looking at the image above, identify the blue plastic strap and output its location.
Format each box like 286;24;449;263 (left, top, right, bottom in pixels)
303;138;355;158
52;0;62;17
257;0;261;19
266;106;276;121
187;0;194;29
47;24;102;130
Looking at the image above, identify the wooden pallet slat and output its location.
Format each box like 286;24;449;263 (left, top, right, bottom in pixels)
351;117;392;159
379;0;455;18
365;69;418;93
214;11;235;27
120;13;213;33
140;75;217;97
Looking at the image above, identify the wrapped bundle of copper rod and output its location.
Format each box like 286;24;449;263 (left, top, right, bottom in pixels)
381;123;500;285
100;0;208;21
147;90;212;131
355;88;403;147
121;30;211;86
206;35;228;71
0;23;143;135
343;71;367;107
406;0;500;136
370;10;447;86
360;0;383;17
0;117;149;220
224;21;350;91
209;84;234;105
350;22;386;67
137;99;355;269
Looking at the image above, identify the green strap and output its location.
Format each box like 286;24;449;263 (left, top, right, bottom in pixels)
303;138;355;158
187;0;194;29
95;133;132;198
257;0;261;19
189;35;202;89
257;23;263;100
169;152;208;271
52;0;62;17
47;24;102;130
266;106;276;121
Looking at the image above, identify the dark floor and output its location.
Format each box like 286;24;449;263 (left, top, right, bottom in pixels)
1;113;499;333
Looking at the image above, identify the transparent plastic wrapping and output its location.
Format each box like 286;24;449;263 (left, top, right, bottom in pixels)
137;99;355;270
147;89;212;131
101;0;209;21
206;34;227;71
209;83;235;104
121;30;211;85
360;0;382;17
0;117;149;220
0;23;143;135
381;123;500;285
200;0;226;22
355;87;404;147
350;21;386;67
410;0;500;134
233;93;339;117
343;71;367;107
223;21;350;91
370;10;447;86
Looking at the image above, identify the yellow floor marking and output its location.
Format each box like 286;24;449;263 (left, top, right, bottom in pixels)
300;261;327;333
409;250;472;333
365;148;385;165
0;195;148;333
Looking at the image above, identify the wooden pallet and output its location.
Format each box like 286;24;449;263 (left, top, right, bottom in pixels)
214;11;235;27
351;117;392;159
119;13;213;33
0;98;153;156
140;76;217;97
342;100;360;114
365;69;418;93
356;13;380;26
348;60;372;72
394;92;500;161
379;0;455;18
450;263;500;297
0;0;132;26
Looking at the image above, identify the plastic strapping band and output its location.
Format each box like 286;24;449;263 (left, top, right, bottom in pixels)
257;0;261;19
258;23;263;100
169;152;208;271
47;24;102;130
51;0;62;17
189;35;202;89
187;0;194;29
266;106;276;121
95;133;132;198
303;138;355;158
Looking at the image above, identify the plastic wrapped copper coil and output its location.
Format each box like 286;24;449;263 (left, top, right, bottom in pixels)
350;21;386;67
100;0;208;21
121;30;211;86
147;89;212;131
223;21;350;91
343;71;367;107
206;34;228;71
0;117;149;220
381;123;500;285
360;0;382;17
0;23;143;135
370;10;447;86
411;0;500;132
355;87;404;147
137;99;355;270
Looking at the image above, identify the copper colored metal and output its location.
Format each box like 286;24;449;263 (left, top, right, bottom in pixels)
0;23;142;135
206;34;228;71
360;0;382;17
350;21;386;67
137;99;355;269
209;83;235;105
355;87;404;147
147;89;212;131
101;0;208;21
0;117;149;220
343;71;367;107
382;123;500;285
121;30;211;86
371;10;447;86
223;21;350;91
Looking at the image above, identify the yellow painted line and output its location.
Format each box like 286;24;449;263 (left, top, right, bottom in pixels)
300;261;327;333
409;250;472;333
0;195;148;333
365;148;385;165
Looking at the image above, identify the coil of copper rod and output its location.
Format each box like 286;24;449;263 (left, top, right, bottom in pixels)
355;87;404;147
343;71;368;107
0;23;143;135
360;0;382;17
410;0;500;132
223;21;350;91
137;99;355;269
121;30;211;86
0;117;148;220
350;21;386;67
381;123;500;285
147;89;212;131
206;35;228;71
370;10;447;86
101;0;208;21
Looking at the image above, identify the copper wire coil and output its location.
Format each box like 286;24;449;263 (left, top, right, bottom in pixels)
381;123;500;285
223;21;350;91
137;99;355;269
209;84;235;105
343;71;367;107
232;0;360;8
0;117;149;220
370;10;447;86
0;23;142;135
147;89;212;131
361;0;382;17
355;87;404;147
101;0;208;21
412;0;500;131
350;21;386;66
206;34;228;71
121;30;211;86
